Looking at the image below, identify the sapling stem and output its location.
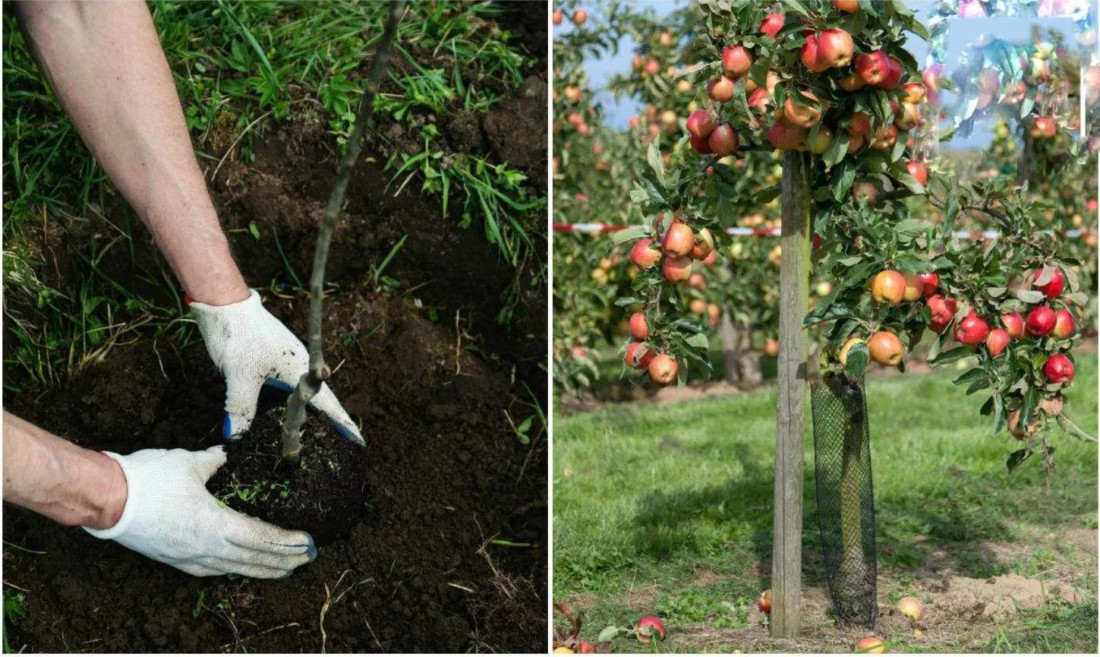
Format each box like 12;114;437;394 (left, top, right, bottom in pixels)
282;0;406;462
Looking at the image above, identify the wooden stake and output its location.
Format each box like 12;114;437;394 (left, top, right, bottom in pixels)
771;150;810;637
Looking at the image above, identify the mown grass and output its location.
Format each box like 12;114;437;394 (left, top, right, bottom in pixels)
3;1;542;391
553;356;1098;652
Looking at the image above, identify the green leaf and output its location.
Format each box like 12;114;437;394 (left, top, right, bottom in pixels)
647;141;666;187
831;160;856;202
781;0;811;18
1013;289;1046;304
844;342;869;379
823;130;850;168
931;346;973;366
686;333;709;350
598;626;620;642
610;225;651;246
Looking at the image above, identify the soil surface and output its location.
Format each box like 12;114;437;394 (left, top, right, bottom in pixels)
2;4;547;653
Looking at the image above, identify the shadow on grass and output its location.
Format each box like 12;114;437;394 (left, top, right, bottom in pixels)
627;449;1085;590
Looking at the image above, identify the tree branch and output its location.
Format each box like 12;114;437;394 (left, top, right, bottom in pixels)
282;0;406;462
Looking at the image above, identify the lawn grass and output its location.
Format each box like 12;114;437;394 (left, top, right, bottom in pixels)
3;1;542;391
553;355;1098;652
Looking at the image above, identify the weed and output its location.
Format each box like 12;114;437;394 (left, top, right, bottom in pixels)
3;591;26;653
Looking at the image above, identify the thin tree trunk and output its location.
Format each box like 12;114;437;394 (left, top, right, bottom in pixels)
282;0;406;462
738;329;763;389
719;307;741;386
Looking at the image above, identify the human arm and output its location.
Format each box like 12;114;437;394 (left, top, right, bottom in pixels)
3;412;317;578
14;1;362;441
14;0;246;305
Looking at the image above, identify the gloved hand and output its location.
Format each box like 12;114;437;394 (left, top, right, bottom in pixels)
83;446;316;578
189;290;363;443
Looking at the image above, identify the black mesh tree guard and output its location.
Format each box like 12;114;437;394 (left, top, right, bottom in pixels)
811;372;877;628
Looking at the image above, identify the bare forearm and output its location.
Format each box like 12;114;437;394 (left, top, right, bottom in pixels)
16;0;248;304
3;412;127;529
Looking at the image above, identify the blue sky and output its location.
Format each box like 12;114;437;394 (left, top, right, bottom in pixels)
562;1;1085;150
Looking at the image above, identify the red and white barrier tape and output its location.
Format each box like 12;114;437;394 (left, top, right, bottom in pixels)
552;223;1094;239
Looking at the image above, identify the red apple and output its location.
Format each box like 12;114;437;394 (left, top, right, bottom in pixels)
689;134;713;154
760;13;785;38
633;611;664;642
708;124;740;155
916;271;939;297
955;311;990;347
856;637;886;654
870;270;907;306
1001;312;1025;339
663;255;692;283
686;109;718;139
987;328;1010;357
707;76;736;103
722;45;753;78
1042;354;1074;384
895;102;922;130
630;238;662;269
817;28;855;68
759;589;773;614
573;9;588;25
905;160;928;186
856;51;888;87
647;356;678;386
902;273;924;302
833;0;859;12
839;71;866;91
767;121;808;150
1026;306;1057;337
1032;267;1064;298
629;312;650;340
625;342;655;369
868;331;904;366
848;112;872;138
662;221;695;257
903;82;927;104
927;294;958;333
1035;116;1057;138
687;272;706;289
748;87;771;111
783;90;822;128
800;35;830;73
880;56;903;90
851;181;879;204
1052;309;1075;339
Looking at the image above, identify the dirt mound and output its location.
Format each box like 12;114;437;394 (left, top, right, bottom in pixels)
931;573;1084;620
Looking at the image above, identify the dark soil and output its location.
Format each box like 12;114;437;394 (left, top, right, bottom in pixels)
2;3;546;653
206;407;371;545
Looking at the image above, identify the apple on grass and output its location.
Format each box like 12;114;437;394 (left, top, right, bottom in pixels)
635;615;667;643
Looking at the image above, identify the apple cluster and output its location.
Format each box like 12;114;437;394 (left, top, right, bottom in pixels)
624;216;719;385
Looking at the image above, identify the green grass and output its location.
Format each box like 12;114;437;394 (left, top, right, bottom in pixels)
3;1;542;390
553;356;1098;652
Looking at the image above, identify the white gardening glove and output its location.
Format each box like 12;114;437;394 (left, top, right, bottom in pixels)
189;290;363;443
83;446;316;578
